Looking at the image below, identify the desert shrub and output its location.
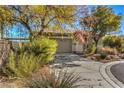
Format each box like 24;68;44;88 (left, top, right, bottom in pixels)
85;43;96;54
0;37;57;79
100;52;107;59
6;52;40;78
103;36;124;53
15;37;57;64
15;42;29;54
29;37;57;63
118;41;124;53
25;68;81;88
100;47;118;55
103;36;121;48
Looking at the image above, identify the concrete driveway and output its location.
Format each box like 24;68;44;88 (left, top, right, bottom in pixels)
51;53;113;88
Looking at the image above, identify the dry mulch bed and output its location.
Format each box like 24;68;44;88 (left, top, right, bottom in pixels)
84;54;123;63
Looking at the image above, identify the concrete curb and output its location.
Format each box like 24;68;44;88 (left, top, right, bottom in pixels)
99;60;124;88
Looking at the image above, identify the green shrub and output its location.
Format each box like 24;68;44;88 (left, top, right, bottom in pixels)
25;69;81;88
103;36;121;48
103;36;124;53
118;41;124;53
15;37;57;65
29;37;57;64
0;37;57;78
15;42;29;54
7;52;40;78
85;43;96;54
100;52;107;59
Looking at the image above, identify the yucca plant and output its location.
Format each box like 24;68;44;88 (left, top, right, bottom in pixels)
25;68;81;88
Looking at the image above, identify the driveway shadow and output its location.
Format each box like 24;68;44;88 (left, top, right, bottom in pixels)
49;53;85;68
51;53;88;63
53;63;81;69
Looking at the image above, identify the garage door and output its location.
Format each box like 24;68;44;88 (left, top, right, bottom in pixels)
56;38;72;53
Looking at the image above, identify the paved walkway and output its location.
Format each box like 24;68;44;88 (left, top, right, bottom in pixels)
51;53;113;88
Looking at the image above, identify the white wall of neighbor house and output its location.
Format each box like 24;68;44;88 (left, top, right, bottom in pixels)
72;41;84;53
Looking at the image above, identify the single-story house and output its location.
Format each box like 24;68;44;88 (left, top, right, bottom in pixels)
41;31;84;53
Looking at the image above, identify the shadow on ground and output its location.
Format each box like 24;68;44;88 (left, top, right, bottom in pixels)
53;63;81;69
50;53;87;69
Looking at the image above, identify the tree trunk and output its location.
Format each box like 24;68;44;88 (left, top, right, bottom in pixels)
9;41;15;52
94;39;99;54
1;25;4;39
38;29;44;35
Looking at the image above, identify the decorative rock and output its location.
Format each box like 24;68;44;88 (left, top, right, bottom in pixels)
93;54;101;61
119;54;124;59
105;55;112;60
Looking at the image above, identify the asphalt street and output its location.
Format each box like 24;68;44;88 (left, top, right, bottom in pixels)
111;63;124;84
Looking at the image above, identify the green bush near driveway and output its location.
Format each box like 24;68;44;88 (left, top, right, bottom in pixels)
15;37;57;65
7;53;40;78
29;37;57;64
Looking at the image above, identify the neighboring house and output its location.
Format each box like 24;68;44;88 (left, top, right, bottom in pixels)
42;30;84;53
